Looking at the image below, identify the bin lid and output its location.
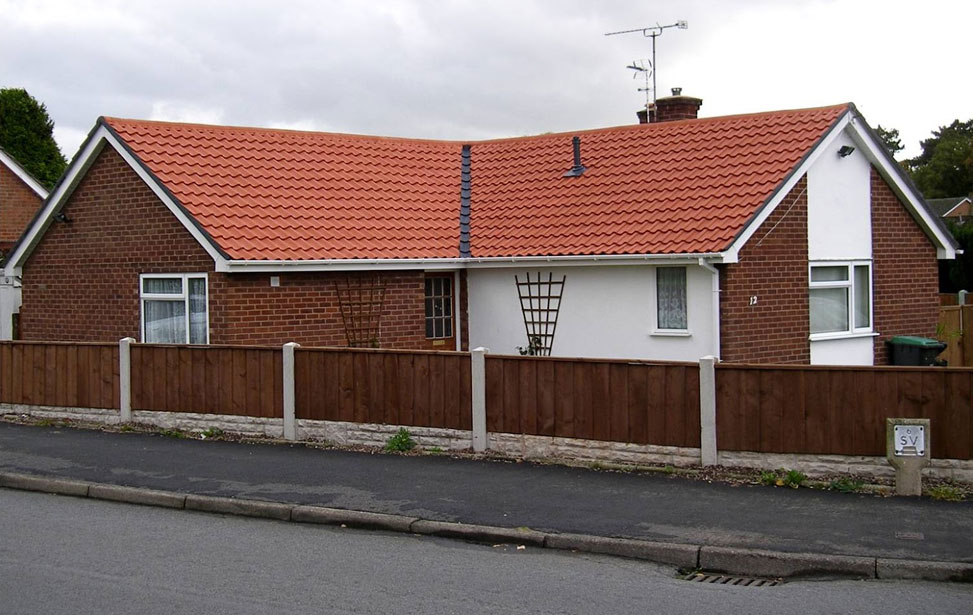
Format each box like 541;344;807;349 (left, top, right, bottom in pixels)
888;335;945;347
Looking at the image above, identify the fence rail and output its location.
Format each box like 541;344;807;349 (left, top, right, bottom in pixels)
1;340;971;462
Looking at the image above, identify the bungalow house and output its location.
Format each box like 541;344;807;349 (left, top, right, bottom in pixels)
1;95;956;365
0;147;49;338
927;196;972;225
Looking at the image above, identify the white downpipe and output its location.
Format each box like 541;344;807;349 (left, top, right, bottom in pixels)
454;270;462;351
698;258;721;359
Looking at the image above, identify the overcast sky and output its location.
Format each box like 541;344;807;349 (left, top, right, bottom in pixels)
2;0;970;161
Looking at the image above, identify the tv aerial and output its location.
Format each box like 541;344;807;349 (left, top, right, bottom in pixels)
605;21;688;106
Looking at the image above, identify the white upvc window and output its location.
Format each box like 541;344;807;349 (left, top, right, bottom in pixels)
655;266;689;333
809;262;872;337
140;273;209;344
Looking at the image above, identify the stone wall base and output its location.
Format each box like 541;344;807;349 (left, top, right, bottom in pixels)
720;450;973;483
4;404;971;482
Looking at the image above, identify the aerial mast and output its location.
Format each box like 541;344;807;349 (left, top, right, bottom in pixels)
605;21;688;107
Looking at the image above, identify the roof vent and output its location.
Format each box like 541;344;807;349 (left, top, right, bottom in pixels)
563;136;586;178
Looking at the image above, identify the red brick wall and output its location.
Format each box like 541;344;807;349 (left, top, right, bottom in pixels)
870;168;940;364
0;160;45;254
210;270;468;350
720;177;811;363
20;146;468;349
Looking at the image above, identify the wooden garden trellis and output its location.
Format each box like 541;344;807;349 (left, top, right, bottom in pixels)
514;272;566;356
335;277;386;347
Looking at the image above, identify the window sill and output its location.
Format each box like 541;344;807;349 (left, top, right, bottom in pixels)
651;330;692;338
809;331;879;342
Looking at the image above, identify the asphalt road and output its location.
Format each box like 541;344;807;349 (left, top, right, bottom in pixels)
0;422;970;564
2;489;971;615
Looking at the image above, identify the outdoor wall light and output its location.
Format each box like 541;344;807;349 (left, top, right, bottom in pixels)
837;145;855;158
53;211;71;223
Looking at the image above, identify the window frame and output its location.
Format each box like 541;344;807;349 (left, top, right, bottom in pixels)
808;261;872;340
139;273;210;345
424;274;454;340
653;266;690;336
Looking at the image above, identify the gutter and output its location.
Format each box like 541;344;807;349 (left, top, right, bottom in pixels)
219;252;730;273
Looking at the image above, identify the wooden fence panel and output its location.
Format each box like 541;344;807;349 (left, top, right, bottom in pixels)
483;356;700;447
295;348;471;430
716;364;973;459
938;306;963;366
130;345;280;417
964;306;973;367
0;342;118;409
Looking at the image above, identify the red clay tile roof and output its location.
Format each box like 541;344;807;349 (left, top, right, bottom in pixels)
104;104;848;261
470;104;848;257
105;119;462;260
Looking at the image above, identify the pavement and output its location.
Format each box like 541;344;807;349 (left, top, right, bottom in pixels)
0;421;971;582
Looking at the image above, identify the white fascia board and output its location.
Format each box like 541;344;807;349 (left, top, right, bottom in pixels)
3;124;228;277
219;258;467;273
722;112;854;264
0;149;48;199
845;116;957;260
220;252;728;273
463;252;726;269
941;199;969;217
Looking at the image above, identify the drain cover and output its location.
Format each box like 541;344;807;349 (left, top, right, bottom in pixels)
683;573;782;587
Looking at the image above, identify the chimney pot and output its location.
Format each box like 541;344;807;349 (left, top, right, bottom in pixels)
671;87;682;96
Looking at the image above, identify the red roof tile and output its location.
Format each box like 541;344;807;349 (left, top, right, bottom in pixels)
469;105;848;257
105;118;462;260
104;104;848;261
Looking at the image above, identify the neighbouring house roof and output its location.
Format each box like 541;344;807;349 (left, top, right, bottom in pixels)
4;102;958;273
926;196;971;218
0;146;49;200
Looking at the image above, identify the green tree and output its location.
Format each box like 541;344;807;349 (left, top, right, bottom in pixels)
907;119;973;199
0;88;67;189
874;124;903;157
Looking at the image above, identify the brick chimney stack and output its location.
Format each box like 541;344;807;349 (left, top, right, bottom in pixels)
637;88;703;124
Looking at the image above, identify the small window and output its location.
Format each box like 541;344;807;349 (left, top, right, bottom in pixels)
656;267;688;330
141;274;208;344
809;262;871;336
424;275;453;339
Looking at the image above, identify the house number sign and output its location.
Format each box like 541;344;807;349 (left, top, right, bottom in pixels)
893;424;925;457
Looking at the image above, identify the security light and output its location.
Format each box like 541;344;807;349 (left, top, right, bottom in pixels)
837;145;855;158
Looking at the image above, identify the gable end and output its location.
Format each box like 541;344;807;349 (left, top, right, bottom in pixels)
3;120;228;278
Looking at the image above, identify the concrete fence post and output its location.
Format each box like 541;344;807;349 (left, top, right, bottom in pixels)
119;337;135;423
282;342;300;441
699;355;719;467
471;347;489;452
